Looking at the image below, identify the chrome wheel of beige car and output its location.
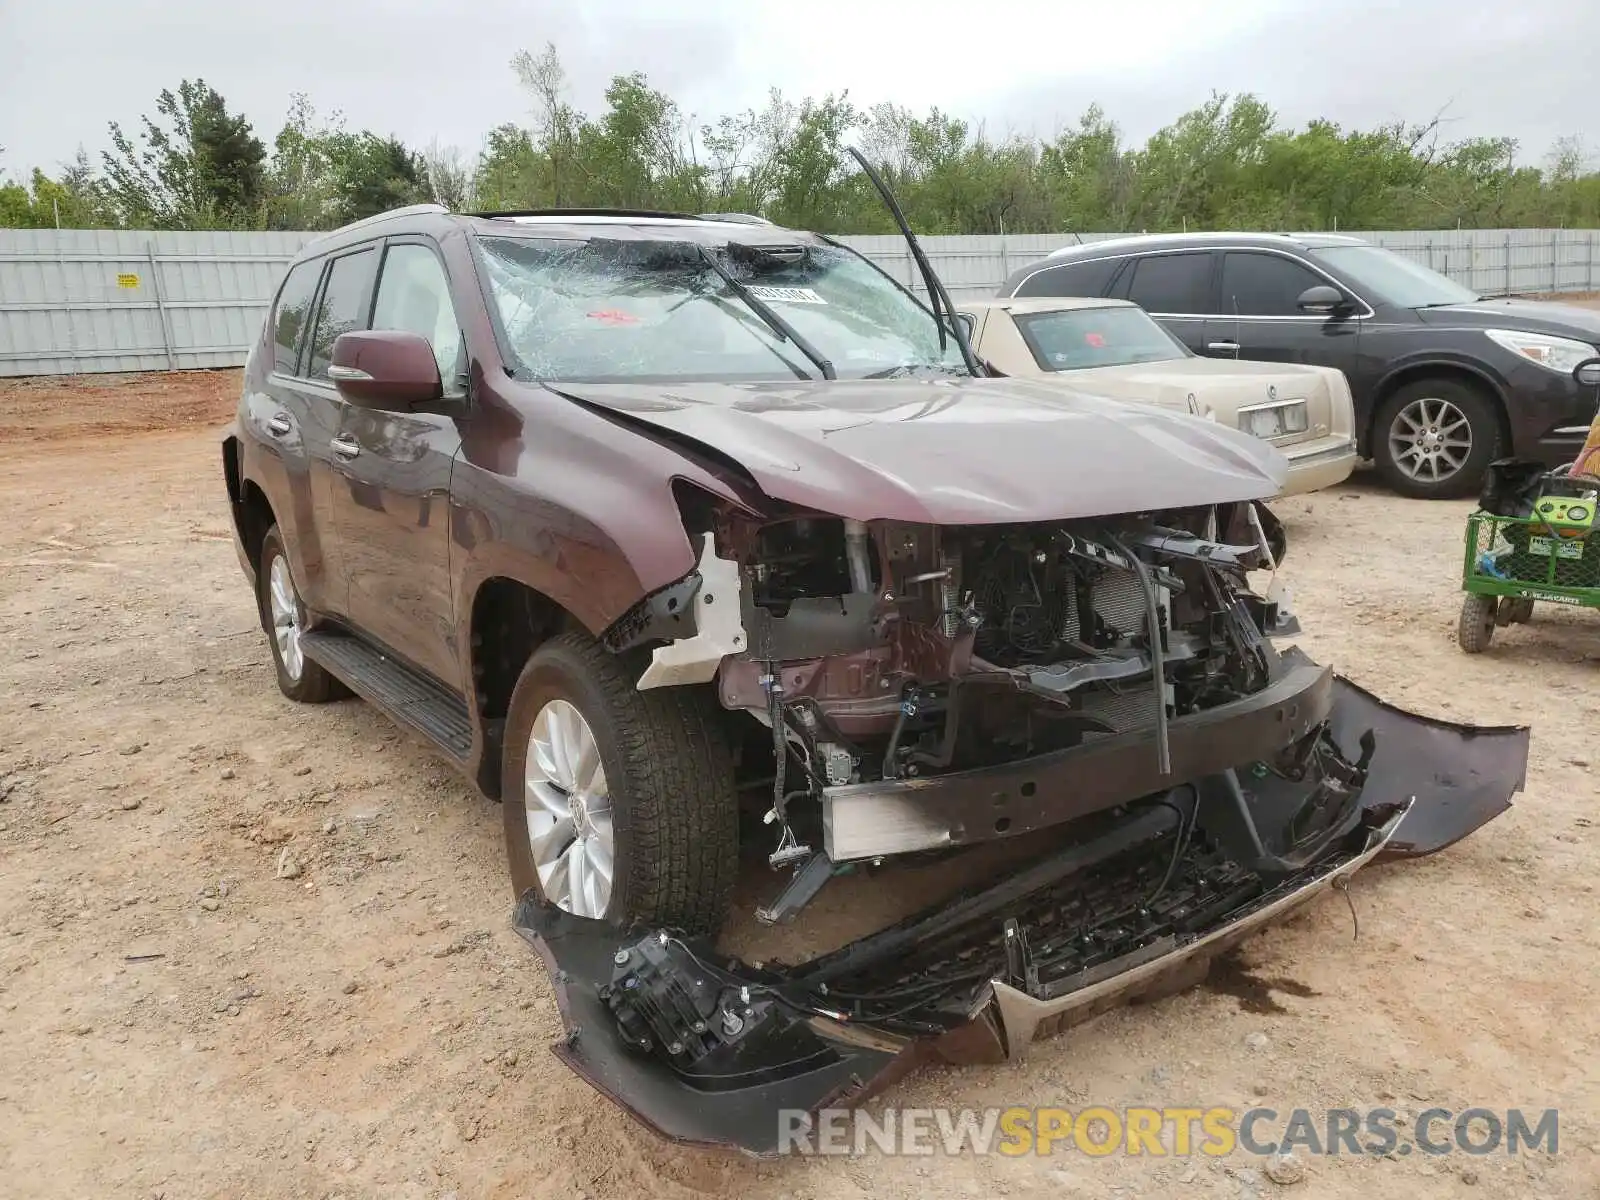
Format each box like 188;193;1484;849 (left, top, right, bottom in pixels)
524;698;615;918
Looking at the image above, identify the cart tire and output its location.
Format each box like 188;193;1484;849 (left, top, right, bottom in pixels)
1504;597;1535;625
1457;593;1498;653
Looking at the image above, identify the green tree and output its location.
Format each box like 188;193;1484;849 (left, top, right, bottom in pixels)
261;93;345;229
422;142;474;211
101;79;266;227
10;60;1600;234
509;43;582;206
475;123;543;210
323;133;429;224
1038;106;1137;232
0;151;113;228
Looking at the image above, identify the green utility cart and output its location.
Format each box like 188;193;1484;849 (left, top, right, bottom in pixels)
1458;357;1600;653
1458;494;1600;652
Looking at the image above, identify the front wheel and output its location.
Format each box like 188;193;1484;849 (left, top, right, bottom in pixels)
501;632;739;935
1373;379;1500;499
1457;593;1498;654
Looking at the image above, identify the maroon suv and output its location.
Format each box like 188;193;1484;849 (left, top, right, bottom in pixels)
223;202;1526;1152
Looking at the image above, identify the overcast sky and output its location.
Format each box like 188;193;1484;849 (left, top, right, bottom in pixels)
3;0;1597;177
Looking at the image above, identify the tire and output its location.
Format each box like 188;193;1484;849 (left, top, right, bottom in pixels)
257;525;342;703
501;631;738;935
1457;593;1498;654
1373;378;1501;499
1503;597;1536;625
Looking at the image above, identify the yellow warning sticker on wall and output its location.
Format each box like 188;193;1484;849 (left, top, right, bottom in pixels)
117;273;140;289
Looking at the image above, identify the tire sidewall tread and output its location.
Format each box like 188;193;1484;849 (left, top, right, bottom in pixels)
1457;592;1497;653
501;631;738;936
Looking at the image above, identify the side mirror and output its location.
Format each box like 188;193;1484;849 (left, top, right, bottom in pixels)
1574;357;1600;387
328;330;444;411
1296;284;1349;315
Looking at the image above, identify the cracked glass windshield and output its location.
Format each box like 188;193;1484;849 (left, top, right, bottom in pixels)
477;235;969;382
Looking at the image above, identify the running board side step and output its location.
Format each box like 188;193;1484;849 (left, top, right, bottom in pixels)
300;630;473;761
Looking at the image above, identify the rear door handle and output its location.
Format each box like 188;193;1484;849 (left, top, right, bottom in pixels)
330;434;361;461
1207;341;1240;353
266;413;292;437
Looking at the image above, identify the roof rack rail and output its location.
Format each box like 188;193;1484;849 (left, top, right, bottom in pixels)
311;203;449;241
467;207;704;221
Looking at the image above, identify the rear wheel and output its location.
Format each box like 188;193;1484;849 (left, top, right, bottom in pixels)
501;631;739;934
1374;379;1500;499
257;525;342;702
1457;593;1498;654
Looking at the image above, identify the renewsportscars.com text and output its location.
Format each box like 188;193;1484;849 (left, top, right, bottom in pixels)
778;1106;1559;1158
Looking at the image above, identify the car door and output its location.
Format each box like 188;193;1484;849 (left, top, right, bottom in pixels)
330;238;465;688
1111;250;1217;354
1205;249;1362;371
254;255;350;617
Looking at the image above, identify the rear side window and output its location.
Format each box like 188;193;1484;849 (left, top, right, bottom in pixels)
1125;252;1213;314
1221;252;1326;316
271;260;322;375
306;248;378;379
1013;258;1120;298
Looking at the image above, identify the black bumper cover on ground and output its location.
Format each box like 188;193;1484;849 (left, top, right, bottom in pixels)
515;671;1529;1156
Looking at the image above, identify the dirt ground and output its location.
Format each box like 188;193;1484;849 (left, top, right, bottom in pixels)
2;370;1598;1200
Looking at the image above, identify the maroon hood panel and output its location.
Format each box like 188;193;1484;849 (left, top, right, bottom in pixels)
549;377;1288;523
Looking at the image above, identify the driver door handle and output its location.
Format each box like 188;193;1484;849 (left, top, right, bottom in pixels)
330;434;361;461
1207;341;1240;353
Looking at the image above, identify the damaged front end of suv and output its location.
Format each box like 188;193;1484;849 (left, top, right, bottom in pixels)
518;485;1528;1154
500;155;1526;1155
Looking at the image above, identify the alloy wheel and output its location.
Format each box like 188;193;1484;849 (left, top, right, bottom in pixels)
267;554;305;682
1388;396;1473;484
524;698;614;918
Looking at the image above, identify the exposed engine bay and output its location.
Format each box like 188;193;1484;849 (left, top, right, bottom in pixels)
624;499;1310;885
727;505;1280;766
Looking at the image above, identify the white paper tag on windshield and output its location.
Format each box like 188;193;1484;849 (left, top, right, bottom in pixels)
746;285;827;305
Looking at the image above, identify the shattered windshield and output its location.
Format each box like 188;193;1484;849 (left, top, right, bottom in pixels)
476;235;970;382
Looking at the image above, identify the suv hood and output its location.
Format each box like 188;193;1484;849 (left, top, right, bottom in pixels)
550;377;1286;523
1415;297;1600;341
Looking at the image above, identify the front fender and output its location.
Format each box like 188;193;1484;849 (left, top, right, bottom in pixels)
1363;354;1510;456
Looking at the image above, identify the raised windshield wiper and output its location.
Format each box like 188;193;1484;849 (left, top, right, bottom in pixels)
691;245;836;380
846;146;983;377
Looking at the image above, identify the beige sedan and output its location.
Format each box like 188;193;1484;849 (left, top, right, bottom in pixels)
960;297;1358;496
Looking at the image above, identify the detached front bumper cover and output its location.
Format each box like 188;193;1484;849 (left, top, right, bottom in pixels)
514;672;1529;1157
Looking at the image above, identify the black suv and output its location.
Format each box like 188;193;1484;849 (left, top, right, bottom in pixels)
1001;233;1600;498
